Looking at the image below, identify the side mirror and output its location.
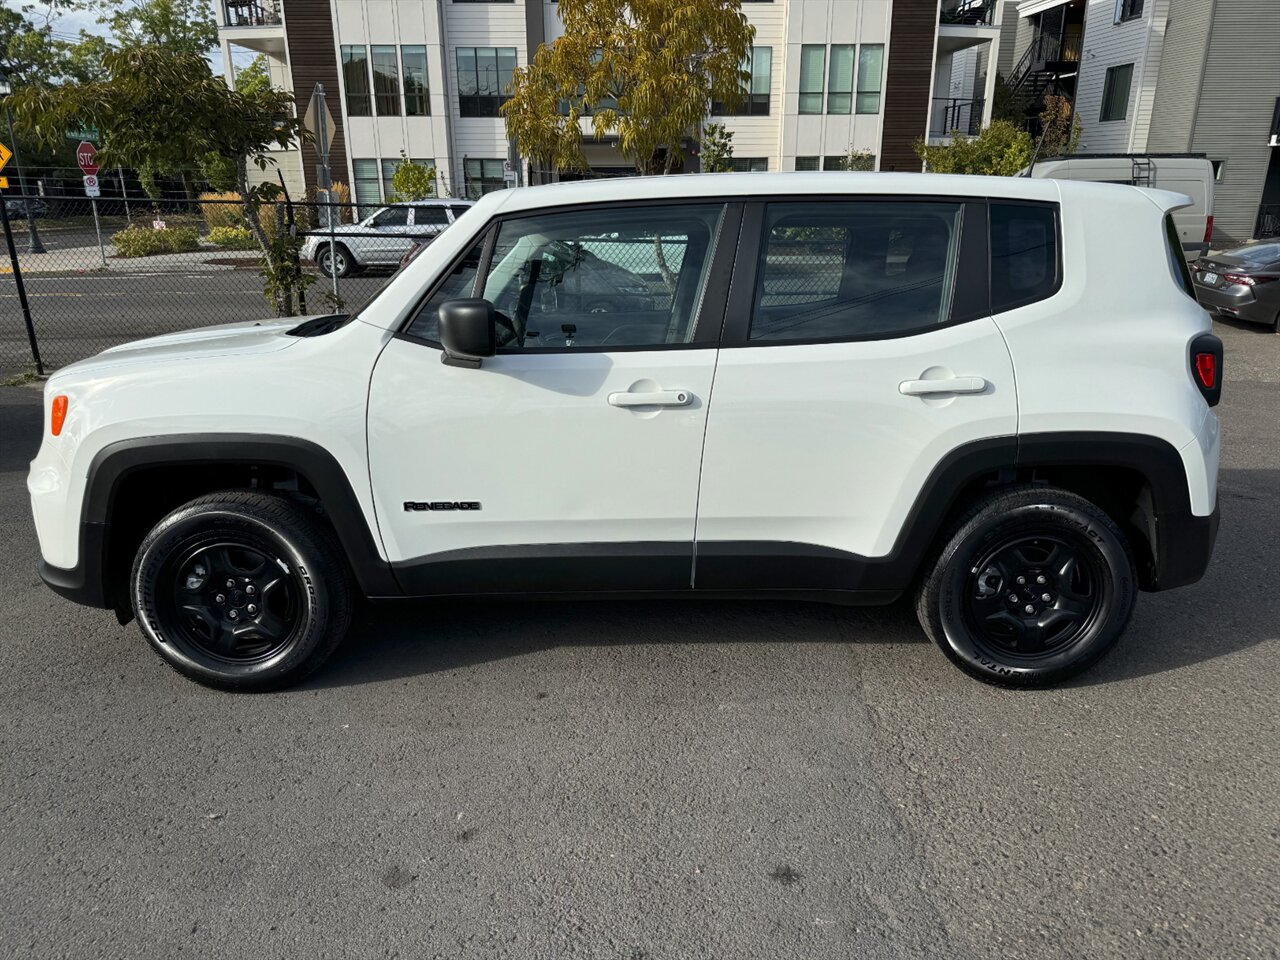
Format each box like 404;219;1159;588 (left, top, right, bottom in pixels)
439;298;497;368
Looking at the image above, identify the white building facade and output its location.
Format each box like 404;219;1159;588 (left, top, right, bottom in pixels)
218;0;1004;207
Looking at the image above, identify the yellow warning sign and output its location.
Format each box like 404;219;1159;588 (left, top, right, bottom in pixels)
0;177;8;190
0;141;11;174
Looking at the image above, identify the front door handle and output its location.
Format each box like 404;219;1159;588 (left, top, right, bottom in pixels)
608;389;692;408
898;376;988;397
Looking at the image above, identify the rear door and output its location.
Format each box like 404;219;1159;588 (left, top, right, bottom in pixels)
694;197;1022;592
411;204;451;243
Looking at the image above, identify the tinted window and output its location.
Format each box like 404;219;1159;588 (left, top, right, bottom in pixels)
414;206;450;227
371;207;410;227
1165;215;1196;298
749;201;962;342
478;205;723;350
403;238;483;340
990;202;1058;312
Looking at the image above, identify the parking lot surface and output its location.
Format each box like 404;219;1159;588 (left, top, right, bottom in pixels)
1;319;1276;960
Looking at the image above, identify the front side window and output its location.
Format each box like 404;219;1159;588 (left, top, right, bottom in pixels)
402;45;429;115
476;205;723;350
457;47;517;117
799;45;825;114
990;201;1059;312
341;45;371;116
856;44;884;114
404;240;484;340
827;44;855;114
749;201;963;342
370;206;410;227
1100;63;1134;121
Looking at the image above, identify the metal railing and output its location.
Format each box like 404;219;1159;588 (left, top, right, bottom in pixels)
940;0;995;25
222;0;281;27
930;98;985;137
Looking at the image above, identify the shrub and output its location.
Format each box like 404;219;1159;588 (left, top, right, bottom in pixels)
199;191;243;229
112;225;201;258
914;120;1034;176
208;225;257;250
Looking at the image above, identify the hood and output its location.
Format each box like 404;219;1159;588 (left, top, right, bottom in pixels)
307;221;369;237
51;317;304;381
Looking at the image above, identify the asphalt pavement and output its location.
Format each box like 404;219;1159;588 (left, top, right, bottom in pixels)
1;319;1276;960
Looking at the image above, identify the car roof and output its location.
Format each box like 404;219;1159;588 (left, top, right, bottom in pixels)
460;171;1195;221
386;198;475;207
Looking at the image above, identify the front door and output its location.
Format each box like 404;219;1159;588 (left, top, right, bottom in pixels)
367;200;735;595
695;197;1024;592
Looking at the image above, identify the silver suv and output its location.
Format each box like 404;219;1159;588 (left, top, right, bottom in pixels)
302;198;474;277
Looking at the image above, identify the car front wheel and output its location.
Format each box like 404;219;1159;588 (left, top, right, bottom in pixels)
916;485;1137;687
131;491;353;691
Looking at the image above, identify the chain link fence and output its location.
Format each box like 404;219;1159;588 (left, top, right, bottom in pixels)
0;195;447;378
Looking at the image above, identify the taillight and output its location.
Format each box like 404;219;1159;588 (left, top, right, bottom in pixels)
1189;333;1222;407
1221;272;1277;286
1194;353;1216;389
50;395;68;436
1204;215;1213;245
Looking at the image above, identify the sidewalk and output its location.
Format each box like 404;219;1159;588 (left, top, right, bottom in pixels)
0;243;254;275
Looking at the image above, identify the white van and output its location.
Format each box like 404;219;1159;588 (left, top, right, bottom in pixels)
1027;154;1214;259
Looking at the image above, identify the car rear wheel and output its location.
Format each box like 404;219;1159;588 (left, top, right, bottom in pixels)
916;485;1136;687
316;243;353;278
131;491;353;691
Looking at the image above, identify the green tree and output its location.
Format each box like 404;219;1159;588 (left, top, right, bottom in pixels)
387;152;437;201
914;119;1034;176
699;122;733;172
12;46;311;314
54;0;218;57
0;5;107;85
502;0;755;175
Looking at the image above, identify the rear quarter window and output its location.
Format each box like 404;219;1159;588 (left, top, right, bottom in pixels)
990;201;1060;313
1165;214;1196;299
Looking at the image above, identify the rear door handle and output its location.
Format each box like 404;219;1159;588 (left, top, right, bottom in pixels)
898;377;988;397
608;389;692;408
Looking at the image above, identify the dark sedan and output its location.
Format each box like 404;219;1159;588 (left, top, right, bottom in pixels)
1193;240;1280;331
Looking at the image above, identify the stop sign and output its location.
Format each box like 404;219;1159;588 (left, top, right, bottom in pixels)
76;141;99;176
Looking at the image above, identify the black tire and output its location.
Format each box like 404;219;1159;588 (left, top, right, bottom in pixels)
316;243;353;278
915;485;1136;688
131;491;353;691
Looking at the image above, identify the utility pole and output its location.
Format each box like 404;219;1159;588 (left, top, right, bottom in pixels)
0;74;45;254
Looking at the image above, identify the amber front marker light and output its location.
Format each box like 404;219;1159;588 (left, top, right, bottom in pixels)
50;395;68;436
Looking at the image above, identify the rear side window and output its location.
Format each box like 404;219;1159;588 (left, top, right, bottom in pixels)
749;200;963;342
990;201;1059;312
1164;214;1196;298
414;206;450;227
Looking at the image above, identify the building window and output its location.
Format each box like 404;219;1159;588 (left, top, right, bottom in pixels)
402;45;429;116
457;47;517;117
798;45;825;114
730;158;768;172
352;158;381;214
371;45;401;116
341;45;371;116
856;44;884;114
822;156;847;171
464;158;506;198
1099;63;1134;121
1114;0;1144;22
383;158;436;200
713;47;771;116
795;156;819;171
827;44;854;114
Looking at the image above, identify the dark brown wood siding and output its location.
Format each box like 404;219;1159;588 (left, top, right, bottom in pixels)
880;0;938;173
282;0;350;192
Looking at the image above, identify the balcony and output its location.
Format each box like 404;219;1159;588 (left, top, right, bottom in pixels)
938;0;1001;56
929;98;985;140
223;0;281;28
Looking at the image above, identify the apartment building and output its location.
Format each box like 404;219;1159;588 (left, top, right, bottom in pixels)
1002;0;1280;243
217;0;1004;208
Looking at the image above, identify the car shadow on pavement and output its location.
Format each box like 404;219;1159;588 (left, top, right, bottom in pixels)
309;469;1273;690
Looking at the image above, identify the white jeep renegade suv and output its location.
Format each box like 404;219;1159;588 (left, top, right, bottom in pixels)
28;173;1221;691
